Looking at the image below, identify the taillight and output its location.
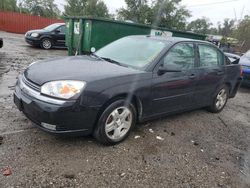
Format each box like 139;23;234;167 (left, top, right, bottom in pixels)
240;65;243;77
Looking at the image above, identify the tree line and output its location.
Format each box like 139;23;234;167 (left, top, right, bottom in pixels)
0;0;250;51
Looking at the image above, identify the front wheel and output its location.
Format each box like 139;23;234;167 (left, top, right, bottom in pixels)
41;38;53;49
208;86;229;113
93;99;136;145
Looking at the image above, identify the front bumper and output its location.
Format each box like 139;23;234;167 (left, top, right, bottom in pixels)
13;76;99;135
25;37;41;46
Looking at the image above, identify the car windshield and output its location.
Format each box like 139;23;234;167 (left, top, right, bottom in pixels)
95;37;167;69
43;24;62;31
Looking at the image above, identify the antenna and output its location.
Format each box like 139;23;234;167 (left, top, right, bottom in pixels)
234;8;237;21
240;6;245;21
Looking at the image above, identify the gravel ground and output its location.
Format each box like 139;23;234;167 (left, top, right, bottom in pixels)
0;31;250;188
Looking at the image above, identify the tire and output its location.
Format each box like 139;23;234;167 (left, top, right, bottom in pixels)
93;99;137;145
41;38;53;49
208;85;229;113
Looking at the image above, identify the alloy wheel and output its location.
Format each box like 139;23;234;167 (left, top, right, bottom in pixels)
105;106;132;141
215;89;227;110
42;39;52;49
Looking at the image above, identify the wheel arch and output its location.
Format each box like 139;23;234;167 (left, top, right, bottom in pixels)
95;93;143;127
214;82;231;98
40;35;54;40
40;36;55;44
224;82;232;94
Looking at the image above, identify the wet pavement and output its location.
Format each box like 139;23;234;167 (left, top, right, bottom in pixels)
0;31;250;187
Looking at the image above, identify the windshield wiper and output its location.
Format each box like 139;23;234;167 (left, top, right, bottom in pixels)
101;57;128;67
90;53;101;59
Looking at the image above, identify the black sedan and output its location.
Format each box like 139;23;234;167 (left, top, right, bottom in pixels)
14;36;242;144
25;23;66;49
0;38;3;48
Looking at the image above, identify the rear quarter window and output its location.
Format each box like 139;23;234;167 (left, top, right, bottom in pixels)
225;56;232;65
198;44;224;67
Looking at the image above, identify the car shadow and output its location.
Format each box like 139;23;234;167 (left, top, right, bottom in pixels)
135;108;207;131
26;45;67;51
239;86;250;93
44;108;208;145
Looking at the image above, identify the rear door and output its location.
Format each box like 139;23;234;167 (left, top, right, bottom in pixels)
195;43;225;106
151;42;198;115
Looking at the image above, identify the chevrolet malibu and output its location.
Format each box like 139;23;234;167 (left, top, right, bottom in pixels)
14;36;242;144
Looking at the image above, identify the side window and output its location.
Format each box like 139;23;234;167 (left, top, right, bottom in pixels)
163;43;195;70
198;44;224;67
58;26;66;34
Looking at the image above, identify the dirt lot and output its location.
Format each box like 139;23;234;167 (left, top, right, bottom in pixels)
0;31;250;188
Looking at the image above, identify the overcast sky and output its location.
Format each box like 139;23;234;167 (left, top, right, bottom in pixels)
55;0;250;26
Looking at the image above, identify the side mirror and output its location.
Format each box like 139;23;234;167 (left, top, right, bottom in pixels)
158;66;168;75
157;65;181;75
55;29;60;33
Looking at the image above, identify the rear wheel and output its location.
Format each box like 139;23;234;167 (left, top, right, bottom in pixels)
208;85;229;113
41;38;53;49
93;99;136;145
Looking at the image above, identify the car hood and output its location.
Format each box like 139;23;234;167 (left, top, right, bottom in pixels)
24;56;143;86
239;56;250;66
26;29;48;34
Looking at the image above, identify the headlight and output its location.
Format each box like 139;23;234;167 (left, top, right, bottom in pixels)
41;80;86;99
31;33;39;37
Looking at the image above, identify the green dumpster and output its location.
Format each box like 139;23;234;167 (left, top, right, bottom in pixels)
65;17;206;56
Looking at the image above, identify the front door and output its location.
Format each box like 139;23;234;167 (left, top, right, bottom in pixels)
151;42;198;115
53;25;66;46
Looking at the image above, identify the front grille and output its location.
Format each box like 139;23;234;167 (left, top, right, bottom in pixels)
22;75;41;92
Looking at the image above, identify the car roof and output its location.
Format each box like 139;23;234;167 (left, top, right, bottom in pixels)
50;23;65;26
127;35;211;45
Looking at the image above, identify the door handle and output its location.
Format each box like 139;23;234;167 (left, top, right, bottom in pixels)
189;74;196;79
213;69;224;75
216;70;224;75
